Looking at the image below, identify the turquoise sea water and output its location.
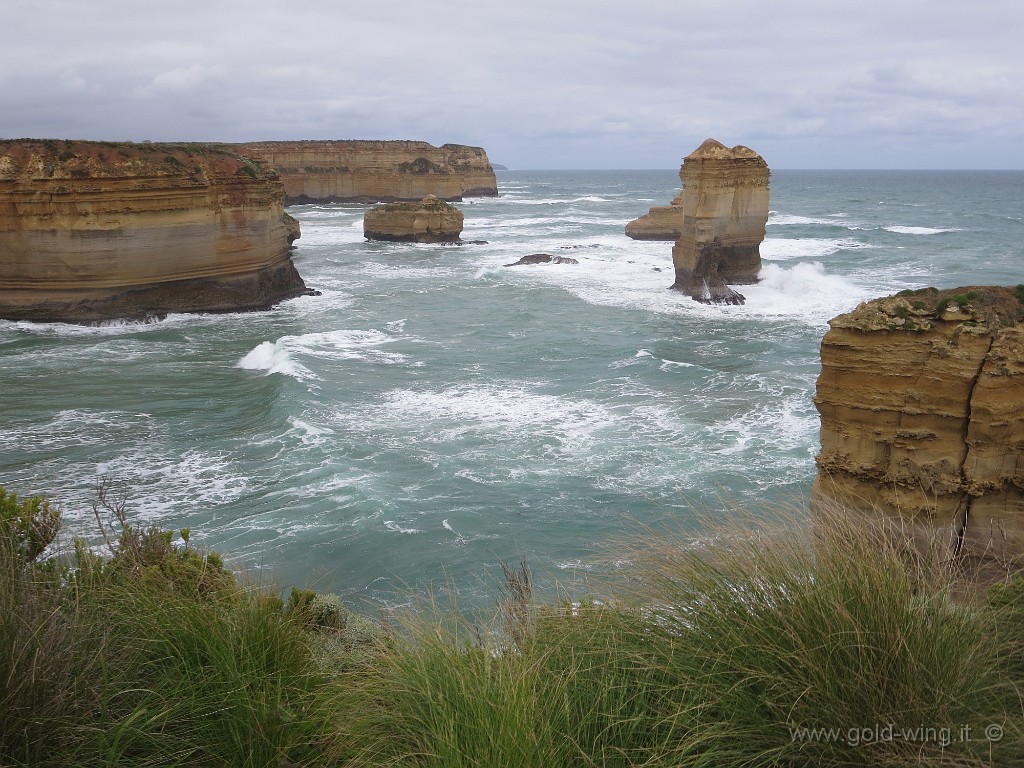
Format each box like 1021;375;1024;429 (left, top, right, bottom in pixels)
2;170;1022;610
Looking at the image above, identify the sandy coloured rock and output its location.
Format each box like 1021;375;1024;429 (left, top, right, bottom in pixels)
0;139;309;323
812;286;1024;578
624;202;686;241
363;195;464;243
668;139;770;305
238;140;498;204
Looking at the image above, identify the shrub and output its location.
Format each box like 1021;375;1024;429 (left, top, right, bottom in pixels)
0;483;351;767
0;488;59;563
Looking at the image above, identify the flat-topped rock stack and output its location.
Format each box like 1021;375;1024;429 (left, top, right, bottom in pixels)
0;139;308;323
363;195;464;243
813;286;1024;579
668;139;770;305
238;140;498;204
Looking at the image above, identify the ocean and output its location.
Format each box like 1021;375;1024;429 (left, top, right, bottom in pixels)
2;169;1022;611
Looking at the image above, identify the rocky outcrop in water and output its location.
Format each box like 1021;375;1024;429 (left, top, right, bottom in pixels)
624;201;685;241
0;139;308;323
813;286;1024;576
363;195;464;243
668;139;769;305
503;254;579;266
238;140;498;204
625;165;689;241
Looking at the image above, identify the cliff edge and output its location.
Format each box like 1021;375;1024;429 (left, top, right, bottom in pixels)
0;139;308;323
237;140;498;204
813;286;1024;575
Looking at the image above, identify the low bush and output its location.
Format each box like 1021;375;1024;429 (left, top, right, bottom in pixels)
0;483;353;767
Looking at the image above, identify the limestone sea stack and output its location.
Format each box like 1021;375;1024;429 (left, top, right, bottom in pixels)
668;139;770;305
0;139;308;323
813;286;1024;577
238;140;498;204
363;195;464;243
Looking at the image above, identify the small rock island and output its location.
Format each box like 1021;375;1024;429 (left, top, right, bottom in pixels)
363;195;464;243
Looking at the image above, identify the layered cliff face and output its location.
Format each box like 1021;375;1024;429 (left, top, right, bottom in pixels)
363;195;464;243
669;139;770;304
0;139;308;323
813;286;1024;575
238;140;498;204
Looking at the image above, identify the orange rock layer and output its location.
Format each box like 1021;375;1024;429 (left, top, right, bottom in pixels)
0;139;307;323
237;140;498;204
813;287;1024;574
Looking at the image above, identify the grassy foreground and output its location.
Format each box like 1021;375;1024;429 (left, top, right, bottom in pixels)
2;485;1022;767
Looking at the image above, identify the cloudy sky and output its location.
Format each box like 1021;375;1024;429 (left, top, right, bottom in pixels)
4;0;1022;170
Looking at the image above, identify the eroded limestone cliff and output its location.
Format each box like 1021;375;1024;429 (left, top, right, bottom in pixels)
813;286;1024;575
669;139;770;305
0;139;308;323
237;140;498;204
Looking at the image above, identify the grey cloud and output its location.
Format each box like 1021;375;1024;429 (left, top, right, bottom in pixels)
2;0;1022;168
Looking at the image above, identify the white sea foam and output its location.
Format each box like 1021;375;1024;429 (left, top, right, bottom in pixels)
373;383;617;461
491;237;864;326
0;409;153;455
237;340;312;379
288;418;335;446
384;520;423;534
743;262;868;324
884;225;963;235
1;313;201;338
768;212;851;227
236;329;411;379
761;237;870;261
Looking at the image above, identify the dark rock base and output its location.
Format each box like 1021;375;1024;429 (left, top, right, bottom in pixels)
671;240;760;305
0;258;312;324
364;231;463;244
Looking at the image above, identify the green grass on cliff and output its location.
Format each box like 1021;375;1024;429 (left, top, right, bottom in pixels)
2;485;1022;767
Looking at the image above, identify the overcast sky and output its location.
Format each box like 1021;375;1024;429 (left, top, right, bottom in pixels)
3;0;1022;169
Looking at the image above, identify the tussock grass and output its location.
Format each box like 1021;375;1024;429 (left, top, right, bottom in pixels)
3;485;1023;766
336;507;1023;767
0;485;353;767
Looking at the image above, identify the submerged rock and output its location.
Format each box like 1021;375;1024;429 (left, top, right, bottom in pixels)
668;139;770;305
363;195;464;243
503;254;580;266
813;286;1024;580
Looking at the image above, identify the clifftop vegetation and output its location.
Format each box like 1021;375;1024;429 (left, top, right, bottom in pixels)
2;483;1022;766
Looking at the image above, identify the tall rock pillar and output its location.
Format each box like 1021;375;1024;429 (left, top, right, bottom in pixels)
669;139;769;305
